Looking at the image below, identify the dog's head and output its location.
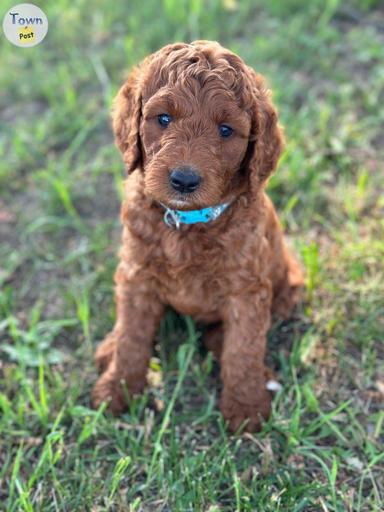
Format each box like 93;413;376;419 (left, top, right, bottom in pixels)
113;41;283;209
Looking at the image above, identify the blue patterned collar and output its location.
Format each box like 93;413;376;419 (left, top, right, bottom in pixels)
160;201;231;229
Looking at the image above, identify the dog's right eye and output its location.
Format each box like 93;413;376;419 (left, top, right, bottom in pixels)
158;113;172;128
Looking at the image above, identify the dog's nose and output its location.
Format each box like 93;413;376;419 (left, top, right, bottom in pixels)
169;168;201;193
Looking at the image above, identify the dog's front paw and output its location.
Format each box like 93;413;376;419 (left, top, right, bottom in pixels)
92;370;128;415
220;388;272;433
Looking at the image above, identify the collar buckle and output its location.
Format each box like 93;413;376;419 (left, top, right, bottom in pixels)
163;207;181;229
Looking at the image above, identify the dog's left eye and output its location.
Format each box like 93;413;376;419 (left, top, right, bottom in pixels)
219;124;234;138
158;113;172;128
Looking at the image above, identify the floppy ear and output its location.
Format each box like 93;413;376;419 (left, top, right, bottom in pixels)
112;66;143;174
245;69;284;193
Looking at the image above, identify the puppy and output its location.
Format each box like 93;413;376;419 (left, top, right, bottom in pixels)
92;41;303;432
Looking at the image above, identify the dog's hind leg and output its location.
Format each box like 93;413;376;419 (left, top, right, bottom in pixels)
272;244;304;319
95;333;116;373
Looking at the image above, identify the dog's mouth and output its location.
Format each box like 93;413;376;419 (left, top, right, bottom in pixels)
158;189;229;212
167;195;193;209
156;188;204;210
145;175;205;211
145;173;226;212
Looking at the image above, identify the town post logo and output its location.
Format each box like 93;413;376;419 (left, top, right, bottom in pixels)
3;3;48;47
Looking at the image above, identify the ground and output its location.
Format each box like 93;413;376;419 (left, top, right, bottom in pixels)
0;0;383;510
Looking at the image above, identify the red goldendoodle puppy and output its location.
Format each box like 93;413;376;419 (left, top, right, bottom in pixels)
92;41;303;432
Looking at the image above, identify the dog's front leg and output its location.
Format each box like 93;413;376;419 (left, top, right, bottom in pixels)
92;270;164;414
220;286;274;432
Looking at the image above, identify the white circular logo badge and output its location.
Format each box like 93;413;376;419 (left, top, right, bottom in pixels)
3;3;48;47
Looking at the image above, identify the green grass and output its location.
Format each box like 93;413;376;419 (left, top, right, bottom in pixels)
1;0;383;510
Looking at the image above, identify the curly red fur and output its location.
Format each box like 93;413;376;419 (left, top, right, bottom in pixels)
92;41;304;432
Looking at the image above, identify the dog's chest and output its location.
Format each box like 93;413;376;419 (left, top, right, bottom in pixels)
158;262;227;320
145;227;258;319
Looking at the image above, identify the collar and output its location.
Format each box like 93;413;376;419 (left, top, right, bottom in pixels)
160;201;231;229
